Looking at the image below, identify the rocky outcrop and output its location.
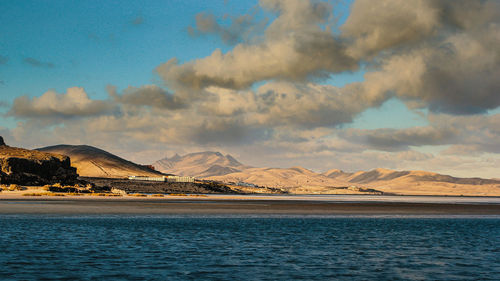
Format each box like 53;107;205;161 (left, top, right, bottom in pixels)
0;136;5;146
0;138;78;186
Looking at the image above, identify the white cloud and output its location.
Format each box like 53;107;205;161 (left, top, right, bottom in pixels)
9;87;113;119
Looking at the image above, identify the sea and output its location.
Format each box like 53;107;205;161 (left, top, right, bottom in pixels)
0;215;499;280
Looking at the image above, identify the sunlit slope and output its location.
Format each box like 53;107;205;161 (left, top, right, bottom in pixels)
38;145;163;178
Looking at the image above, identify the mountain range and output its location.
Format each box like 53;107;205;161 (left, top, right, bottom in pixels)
33;144;500;196
153;152;500;196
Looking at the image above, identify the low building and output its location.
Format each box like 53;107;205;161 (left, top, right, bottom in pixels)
128;176;167;182
127;175;195;183
166;176;195;183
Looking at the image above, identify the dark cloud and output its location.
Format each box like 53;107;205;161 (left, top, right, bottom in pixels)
23;57;55;68
192;119;269;145
342;127;458;152
250;82;386;128
340;0;500;114
336;113;500;154
108;85;186;110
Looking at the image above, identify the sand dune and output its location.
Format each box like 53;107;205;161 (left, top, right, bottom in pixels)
37;145;162;178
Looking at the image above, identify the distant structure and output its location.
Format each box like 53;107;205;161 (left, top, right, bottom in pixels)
166;176;195;183
0;136;5;146
128;175;195;183
128;176;167;182
142;165;156;171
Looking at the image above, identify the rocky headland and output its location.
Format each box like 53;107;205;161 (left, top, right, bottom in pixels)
0;137;78;186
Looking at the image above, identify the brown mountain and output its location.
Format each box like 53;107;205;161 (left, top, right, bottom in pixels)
37;145;162;178
322;168;500;196
154;151;500;196
153;152;249;178
153;152;369;194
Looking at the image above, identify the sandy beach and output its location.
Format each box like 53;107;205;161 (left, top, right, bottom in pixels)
1;194;500;215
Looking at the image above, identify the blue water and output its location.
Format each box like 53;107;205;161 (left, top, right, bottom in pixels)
1;216;499;280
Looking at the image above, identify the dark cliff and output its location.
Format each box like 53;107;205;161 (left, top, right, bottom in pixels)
0;137;78;185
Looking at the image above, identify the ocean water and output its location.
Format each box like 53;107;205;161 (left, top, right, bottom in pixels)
0;216;499;280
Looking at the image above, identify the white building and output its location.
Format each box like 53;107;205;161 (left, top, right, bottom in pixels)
128;175;195;183
166;176;195;183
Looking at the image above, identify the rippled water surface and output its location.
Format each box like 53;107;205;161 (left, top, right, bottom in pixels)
1;216;499;280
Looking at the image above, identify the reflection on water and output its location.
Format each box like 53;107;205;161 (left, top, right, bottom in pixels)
1;216;499;280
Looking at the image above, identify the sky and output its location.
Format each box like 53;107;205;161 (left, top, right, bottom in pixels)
1;0;499;178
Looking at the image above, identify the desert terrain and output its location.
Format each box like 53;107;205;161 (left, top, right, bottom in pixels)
2;138;500;196
155;152;500;196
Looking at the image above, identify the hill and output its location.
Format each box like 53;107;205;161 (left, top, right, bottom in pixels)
154;151;500;196
37;145;162;178
322;168;500;196
154;152;249;178
153;152;376;194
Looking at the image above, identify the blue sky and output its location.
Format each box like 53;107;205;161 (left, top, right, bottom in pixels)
1;0;230;101
1;0;498;178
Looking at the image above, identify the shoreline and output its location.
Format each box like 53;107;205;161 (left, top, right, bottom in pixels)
1;195;500;215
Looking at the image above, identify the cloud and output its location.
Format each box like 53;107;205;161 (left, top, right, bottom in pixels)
340;0;500;114
337;113;500;154
250;82;383;127
341;0;500;57
157;0;356;90
429;113;500;154
9;87;114;119
198;81;388;130
157;0;500;116
23;57;55;68
0;55;7;65
187;11;265;45
358;32;500;115
341;0;441;58
108;85;186;110
342;127;458;152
